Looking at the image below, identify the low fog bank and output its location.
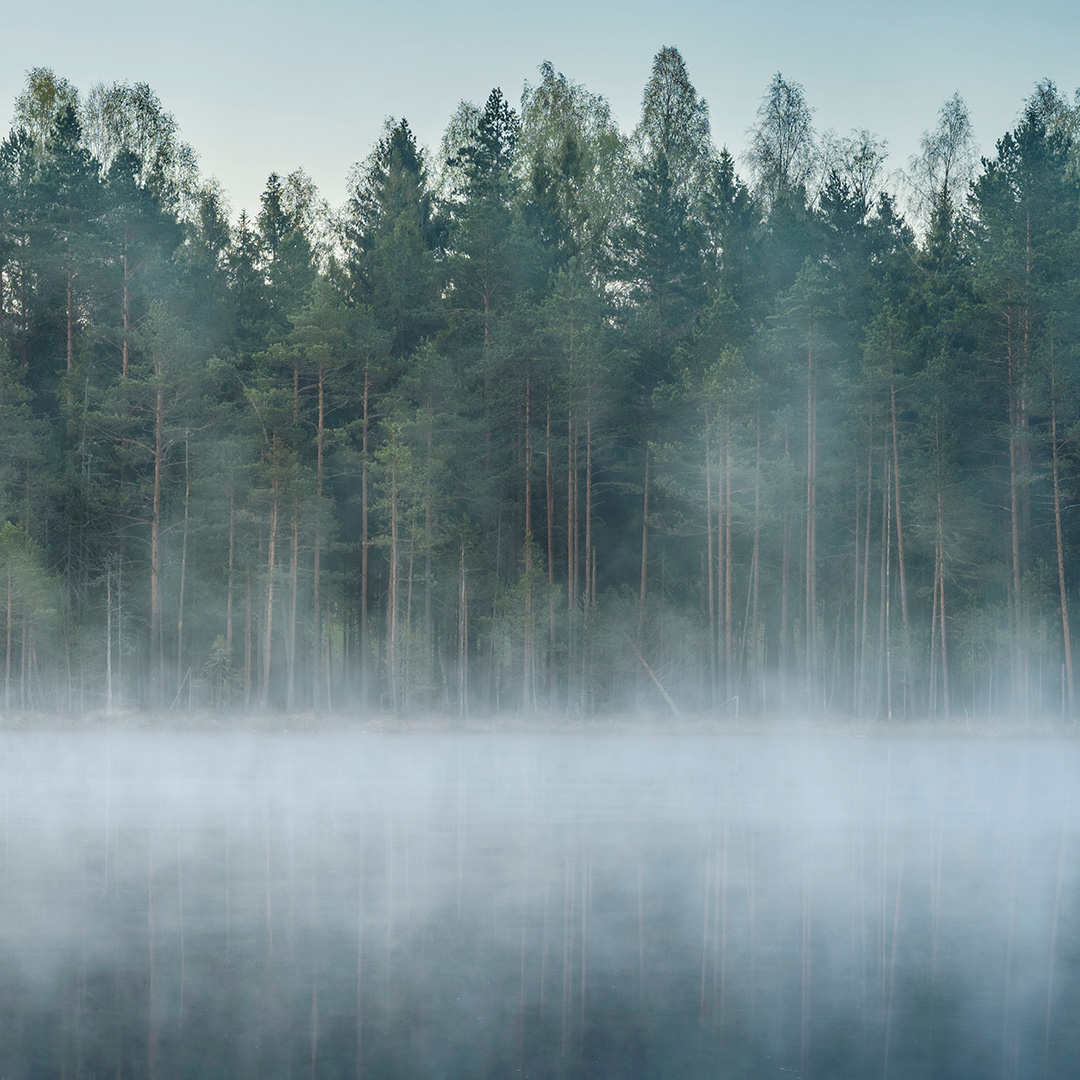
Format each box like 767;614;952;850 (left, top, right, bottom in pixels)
0;732;1077;1078
1;705;1079;738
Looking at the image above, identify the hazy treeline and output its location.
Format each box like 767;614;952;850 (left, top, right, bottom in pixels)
3;53;1080;720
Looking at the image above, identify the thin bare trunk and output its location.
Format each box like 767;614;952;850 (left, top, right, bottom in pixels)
387;458;399;714
361;370;370;710
877;451;889;717
106;562;113;711
524;376;533;712
150;365;164;702
458;541;468;717
546;400;555;695
287;497;298;711
1006;320;1024;711
781;433;791;707
261;472;279;710
853;451;861;713
884;454;892;720
122;247;130;378
930;533;940;717
424;409;434;704
859;433;874;712
226;489;235;660
638;448;649;645
313;361;325;708
706;420;716;704
806;345;817;705
717;450;725;693
724;430;733;695
890;384;910;713
66;267;74;375
585;408;593;616
749;421;761;709
1051;395;1074;713
566;404;576;704
937;490;950;717
5;568;11;710
176;431;190;698
568;413;578;609
244;567;252;709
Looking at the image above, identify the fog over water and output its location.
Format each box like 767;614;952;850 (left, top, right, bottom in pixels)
1;731;1077;1078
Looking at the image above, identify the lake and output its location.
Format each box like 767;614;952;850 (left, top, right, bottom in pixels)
0;730;1076;1079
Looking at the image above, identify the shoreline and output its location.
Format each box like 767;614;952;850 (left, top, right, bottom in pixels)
0;708;1076;738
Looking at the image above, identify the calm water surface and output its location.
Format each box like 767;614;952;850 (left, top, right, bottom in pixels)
0;731;1076;1079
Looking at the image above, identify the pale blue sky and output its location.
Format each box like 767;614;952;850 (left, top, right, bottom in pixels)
3;0;1077;217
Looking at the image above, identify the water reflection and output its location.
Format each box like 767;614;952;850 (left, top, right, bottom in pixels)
0;732;1076;1079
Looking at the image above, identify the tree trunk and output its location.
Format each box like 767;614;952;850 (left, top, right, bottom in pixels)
6;565;13;711
570;401;578;704
176;430;190;701
546;400;555;699
1006;318;1024;712
458;541;468;717
66;266;74;378
780;434;791;709
806;342;817;707
1051;393;1074;714
937;490;950;717
705;419;716;705
638;448;649;646
524;376;533;713
261;470;279;711
724;428;733;697
313;361;325;709
750;420;762;712
106;561;113;711
150;362;164;703
360;370;371;711
883;454;893;720
890;384;910;713
122;242;131;378
859;432;874;714
287;496;298;712
226;488;235;662
853;449;861;714
244;567;252;710
387;457;399;715
877;451;889;718
568;411;578;609
424;407;434;706
584;406;593;618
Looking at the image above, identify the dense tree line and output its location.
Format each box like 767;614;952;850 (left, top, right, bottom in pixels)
3;54;1080;721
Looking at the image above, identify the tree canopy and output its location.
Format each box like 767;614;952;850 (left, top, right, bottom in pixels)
3;55;1080;724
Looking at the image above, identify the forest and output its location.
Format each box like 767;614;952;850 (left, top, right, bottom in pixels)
2;50;1079;723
